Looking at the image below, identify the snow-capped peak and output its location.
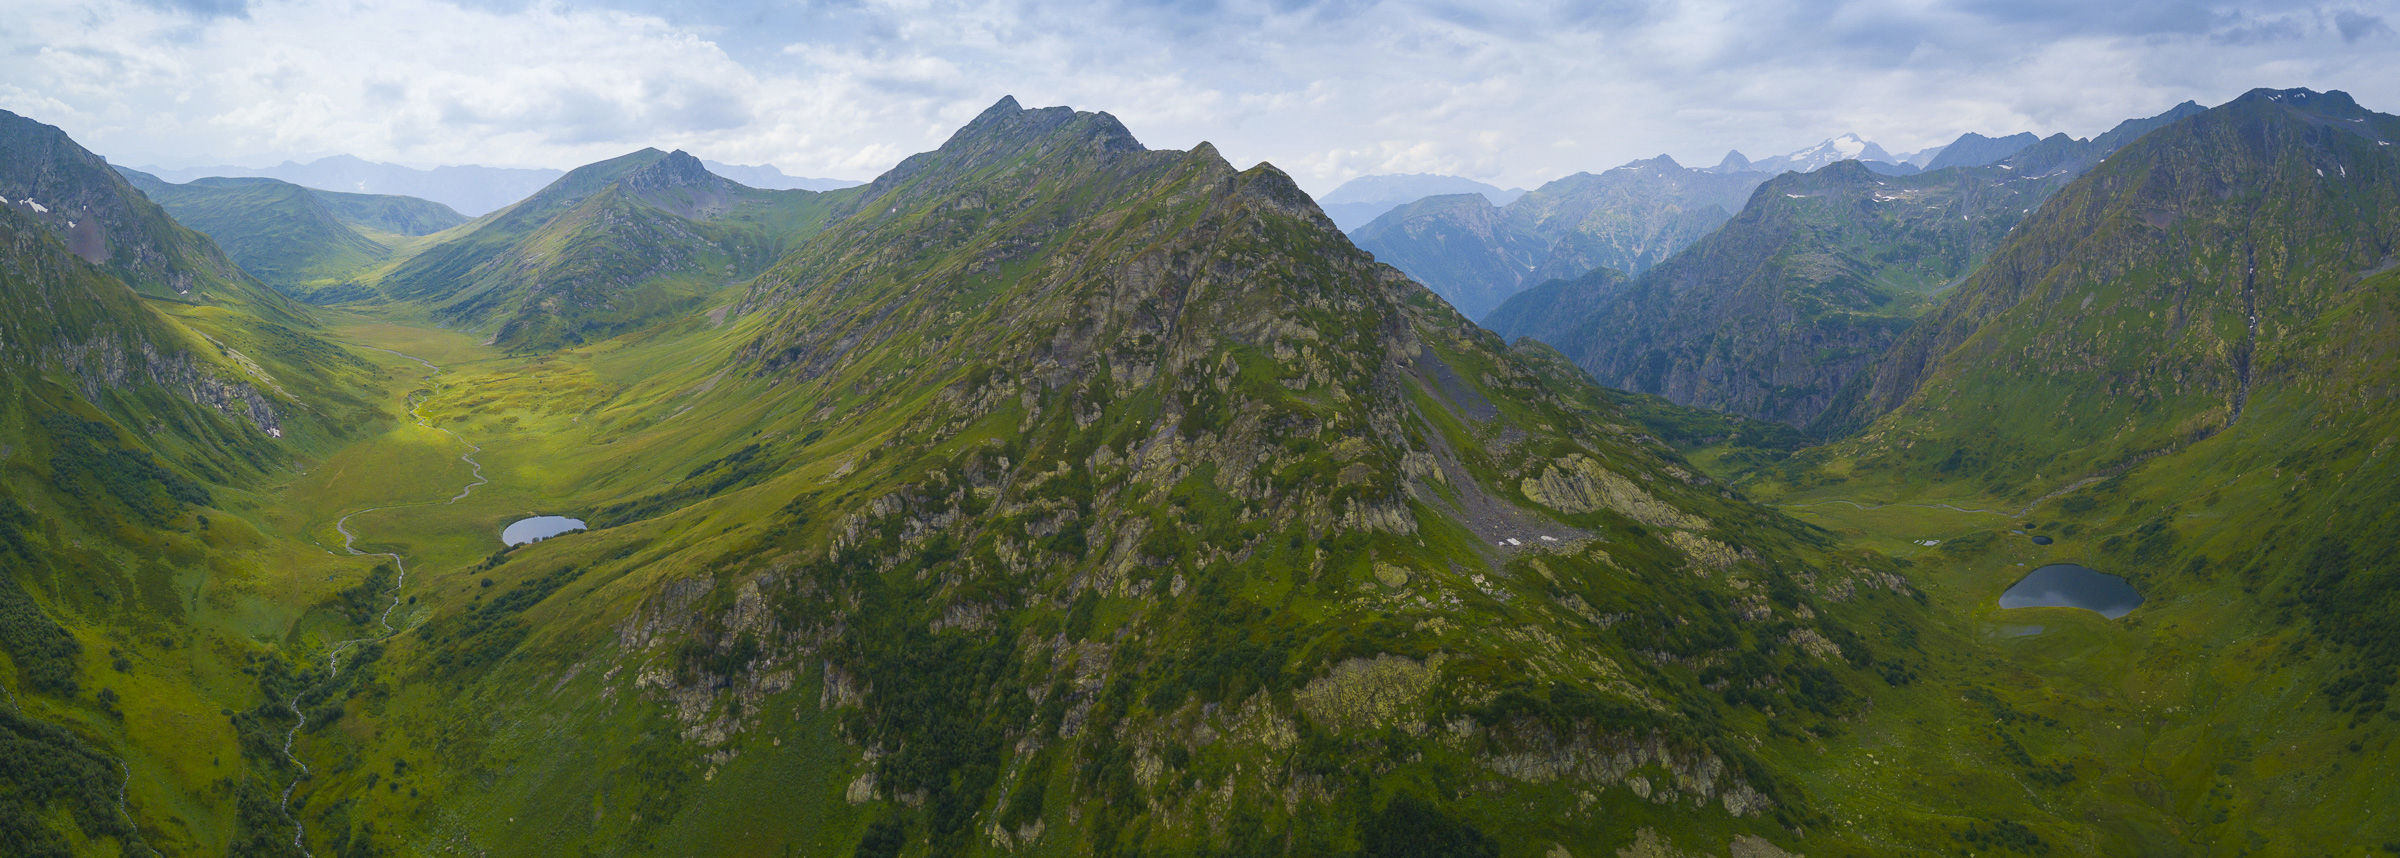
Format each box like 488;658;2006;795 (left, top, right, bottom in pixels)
1741;133;1899;174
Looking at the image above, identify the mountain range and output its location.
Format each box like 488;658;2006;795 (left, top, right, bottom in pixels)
1346;125;2079;320
131;154;860;217
1316;173;1526;231
112;171;468;292
1487;100;2207;431
0;86;2393;858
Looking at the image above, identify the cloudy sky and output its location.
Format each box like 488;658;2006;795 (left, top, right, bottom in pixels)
5;0;2396;194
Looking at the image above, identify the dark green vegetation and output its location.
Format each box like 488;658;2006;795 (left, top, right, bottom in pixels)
1353;156;1767;318
115;173;394;296
2;87;2396;857
1487;159;2053;430
286;95;1930;857
1487;101;2207;432
1707;87;2400;854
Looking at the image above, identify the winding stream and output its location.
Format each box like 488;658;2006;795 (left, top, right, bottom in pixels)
277;348;488;856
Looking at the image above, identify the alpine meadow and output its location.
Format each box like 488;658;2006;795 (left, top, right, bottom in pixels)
2;3;2399;855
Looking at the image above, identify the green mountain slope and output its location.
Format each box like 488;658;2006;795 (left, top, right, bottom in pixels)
1489;160;2053;430
1330;192;1550;319
306;187;467;237
1;111;304;325
1353;157;1767;318
372;148;844;351
116;174;394;292
256;96;1972;858
1830;88;2399;466
1488;101;2206;432
1730;87;2400;853
0;141;401;854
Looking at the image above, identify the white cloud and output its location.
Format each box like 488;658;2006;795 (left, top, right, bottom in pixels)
4;0;2396;194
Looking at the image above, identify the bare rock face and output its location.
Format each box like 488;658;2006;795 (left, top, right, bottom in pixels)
1294;654;1446;731
1522;454;1708;529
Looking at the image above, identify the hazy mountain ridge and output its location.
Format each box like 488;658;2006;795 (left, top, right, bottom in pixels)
1318;173;1526;231
131;154;857;217
1489;159;2060;429
1353;155;1770;318
1489;100;2213;431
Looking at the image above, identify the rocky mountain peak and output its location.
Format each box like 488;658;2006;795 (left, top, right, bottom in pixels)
942;95;1143;157
1620;154;1684;171
621;148;730;193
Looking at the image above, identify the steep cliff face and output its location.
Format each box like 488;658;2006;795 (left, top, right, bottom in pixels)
1352;157;1767;318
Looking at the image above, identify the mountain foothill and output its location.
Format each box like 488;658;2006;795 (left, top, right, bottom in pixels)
0;85;2389;858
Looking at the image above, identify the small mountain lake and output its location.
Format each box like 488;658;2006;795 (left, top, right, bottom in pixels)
502;516;586;546
2000;564;2142;618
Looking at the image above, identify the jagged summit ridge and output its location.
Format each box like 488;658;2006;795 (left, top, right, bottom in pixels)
873;96;1146;191
623;149;733;191
951;94;1142;153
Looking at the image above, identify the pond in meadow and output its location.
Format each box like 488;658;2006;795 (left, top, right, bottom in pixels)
502;515;586;546
1999;563;2141;618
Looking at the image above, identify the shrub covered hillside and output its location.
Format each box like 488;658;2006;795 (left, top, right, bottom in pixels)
0;111;402;855
1736;87;2400;852
288;97;1951;856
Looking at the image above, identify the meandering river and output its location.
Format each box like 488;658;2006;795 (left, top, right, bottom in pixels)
279;348;488;857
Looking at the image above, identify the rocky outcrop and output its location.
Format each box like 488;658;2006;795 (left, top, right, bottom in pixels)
1522;454;1709;530
45;335;282;435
